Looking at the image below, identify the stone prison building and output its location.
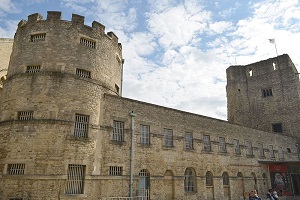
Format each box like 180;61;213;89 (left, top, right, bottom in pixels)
0;11;300;200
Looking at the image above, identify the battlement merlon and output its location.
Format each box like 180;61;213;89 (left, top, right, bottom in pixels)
47;11;62;21
28;13;43;23
16;11;121;46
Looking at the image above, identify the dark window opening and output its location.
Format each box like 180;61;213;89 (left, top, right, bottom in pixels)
272;123;282;133
262;88;273;97
287;148;291;153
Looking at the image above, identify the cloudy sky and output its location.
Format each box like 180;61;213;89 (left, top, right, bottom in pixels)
1;0;300;120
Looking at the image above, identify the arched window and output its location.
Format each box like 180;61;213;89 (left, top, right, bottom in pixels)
138;169;150;199
222;172;229;186
206;171;213;186
184;168;196;192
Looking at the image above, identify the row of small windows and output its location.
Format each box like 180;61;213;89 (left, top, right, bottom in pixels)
15;112;287;158
30;33;95;49
6;163;232;195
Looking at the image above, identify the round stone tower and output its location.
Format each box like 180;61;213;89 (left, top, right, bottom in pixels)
0;11;122;199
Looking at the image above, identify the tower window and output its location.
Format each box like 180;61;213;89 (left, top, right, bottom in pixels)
65;164;85;194
18;111;33;120
272;123;282;133
76;68;91;78
262;88;273;97
26;65;41;73
249;69;253;77
31;33;46;42
7;164;25;175
74;114;89;138
80;37;96;48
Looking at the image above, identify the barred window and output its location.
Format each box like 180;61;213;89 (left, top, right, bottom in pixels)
206;171;213;186
262;88;273;97
219;137;226;153
113;121;124;141
65;164;85;194
258;143;264;157
109;166;123;176
222;172;229;186
184;168;196;192
278;146;284;159
74;114;89;138
7;164;25;175
203;135;211;152
9;198;24;200
31;33;46;42
185;132;193;150
246;141;253;155
76;68;91;78
269;145;275;159
233;139;240;155
80;37;96;48
164;128;173;147
18;111;33;120
140;124;150;144
26;65;40;73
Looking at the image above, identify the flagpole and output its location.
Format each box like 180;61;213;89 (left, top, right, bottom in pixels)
274;41;278;56
268;39;278;56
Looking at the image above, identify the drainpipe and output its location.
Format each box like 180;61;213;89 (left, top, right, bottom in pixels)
129;111;136;198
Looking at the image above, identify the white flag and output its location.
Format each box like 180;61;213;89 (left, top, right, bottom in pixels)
268;39;275;44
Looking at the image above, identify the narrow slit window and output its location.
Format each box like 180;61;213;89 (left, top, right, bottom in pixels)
80;37;96;48
26;65;41;73
76;68;91;78
249;69;253;77
31;33;46;42
18;111;33;120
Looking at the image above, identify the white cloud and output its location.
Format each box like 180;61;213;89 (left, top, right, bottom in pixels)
0;0;20;16
146;3;211;48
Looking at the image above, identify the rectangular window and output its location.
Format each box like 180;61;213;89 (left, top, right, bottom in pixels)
65;164;85;194
269;145;275;159
76;68;91;78
26;65;40;73
164;128;173;147
278;146;284;159
18;111;33;120
185;132;193;150
262;88;273;97
258;143;264;157
74;114;89;138
80;37;96;48
246;141;253;155
109;166;123;176
219;137;226;153
31;33;46;42
203;135;211;152
272;123;283;133
113;121;124;142
140;125;150;144
233;139;240;155
7;164;25;175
